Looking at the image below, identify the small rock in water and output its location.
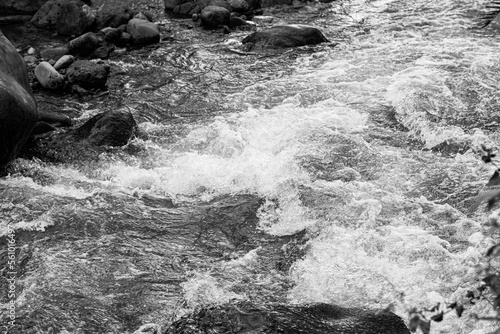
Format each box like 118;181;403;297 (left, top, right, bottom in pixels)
242;24;328;50
53;55;75;71
75;109;138;147
34;61;65;90
127;18;160;45
200;5;230;28
66;60;109;89
68;32;99;56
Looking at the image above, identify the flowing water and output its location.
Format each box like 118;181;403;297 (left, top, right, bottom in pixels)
3;0;500;333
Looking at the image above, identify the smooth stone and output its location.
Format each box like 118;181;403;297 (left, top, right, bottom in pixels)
34;61;65;90
53;55;74;70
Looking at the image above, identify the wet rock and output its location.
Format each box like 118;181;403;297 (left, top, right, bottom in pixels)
31;0;92;36
174;2;195;16
53;54;74;70
164;0;183;10
242;24;328;51
55;1;94;36
229;16;250;28
0;30;38;167
0;0;48;15
227;0;249;13
100;27;122;43
90;45;114;59
74;109;138;146
68;32;99;56
95;2;133;30
66;60;109;89
164;302;410;334
34;61;65;90
23;55;38;64
126;18;160;45
200;5;230;28
40;45;69;61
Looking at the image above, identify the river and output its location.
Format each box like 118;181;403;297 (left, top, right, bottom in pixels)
2;0;500;333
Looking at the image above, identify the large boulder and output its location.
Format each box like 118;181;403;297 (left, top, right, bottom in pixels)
95;2;133;30
66;60;109;89
126;18;160;45
242;24;329;50
74;109;138;146
31;0;93;36
200;5;230;28
0;30;38;167
0;0;48;15
164;302;410;334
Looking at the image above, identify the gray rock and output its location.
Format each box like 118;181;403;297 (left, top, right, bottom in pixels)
31;0;92;35
0;0;48;15
174;2;195;16
0;30;38;167
100;27;122;43
53;54;75;70
74;109;138;147
55;2;94;36
227;0;249;13
66;60;109;89
242;24;329;50
40;45;69;61
164;0;183;10
68;32;99;56
34;61;65;90
126;18;160;45
200;5;230;28
95;2;133;30
23;55;38;64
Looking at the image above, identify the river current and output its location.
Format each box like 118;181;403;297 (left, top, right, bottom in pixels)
2;0;500;333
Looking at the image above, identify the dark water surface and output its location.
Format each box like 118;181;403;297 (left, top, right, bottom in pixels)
2;0;500;333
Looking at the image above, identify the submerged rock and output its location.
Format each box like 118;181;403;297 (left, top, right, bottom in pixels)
66;60;109;89
242;24;328;50
0;30;38;167
164;302;410;334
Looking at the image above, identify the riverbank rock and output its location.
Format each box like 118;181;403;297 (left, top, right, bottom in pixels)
31;0;94;36
164;302;410;334
0;30;38;167
200;5;230;28
68;32;99;56
242;24;328;50
95;2;133;30
53;54;75;70
40;45;69;61
0;0;48;15
34;61;65;90
126;18;160;45
66;60;109;89
74;110;138;146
